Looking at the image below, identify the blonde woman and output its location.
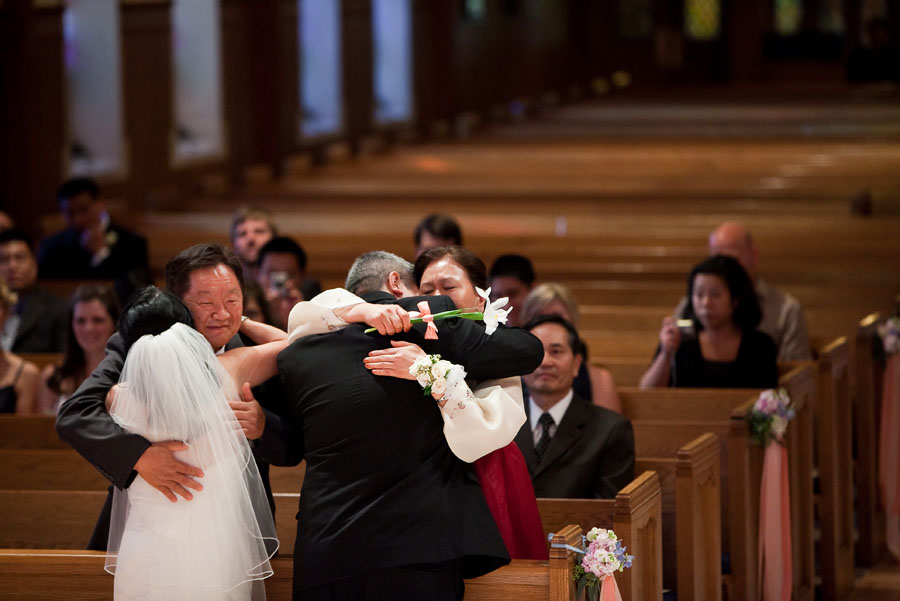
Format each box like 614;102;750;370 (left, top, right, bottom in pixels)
521;283;621;413
0;280;39;413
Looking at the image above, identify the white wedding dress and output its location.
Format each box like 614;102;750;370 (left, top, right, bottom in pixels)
105;323;277;601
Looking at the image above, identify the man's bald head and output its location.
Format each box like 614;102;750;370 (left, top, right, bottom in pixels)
708;221;758;283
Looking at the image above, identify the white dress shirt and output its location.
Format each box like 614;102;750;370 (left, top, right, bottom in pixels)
528;389;574;447
286;289;527;463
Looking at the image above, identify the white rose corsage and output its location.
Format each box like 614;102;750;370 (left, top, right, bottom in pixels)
408;354;469;410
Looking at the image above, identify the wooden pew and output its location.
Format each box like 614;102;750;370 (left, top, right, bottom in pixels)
0;448;305;494
853;312;886;565
537;471;663;601
618;364;815;601
635;433;721;601
0;416;68;449
0;526;583;601
814;338;855;601
17;353;62;373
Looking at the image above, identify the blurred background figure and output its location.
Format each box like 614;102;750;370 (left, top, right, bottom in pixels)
38;178;151;295
641;255;778;389
489;254;536;327
0;211;13;233
520;282;621;413
0;228;66;353
256;236;320;329
413;213;462;257
847;17;900;83
37;284;120;414
0;280;39;414
230;205;276;282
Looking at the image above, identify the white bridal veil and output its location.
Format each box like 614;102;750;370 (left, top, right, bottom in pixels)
105;323;277;599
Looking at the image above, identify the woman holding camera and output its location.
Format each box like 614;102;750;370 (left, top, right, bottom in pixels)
640;254;778;389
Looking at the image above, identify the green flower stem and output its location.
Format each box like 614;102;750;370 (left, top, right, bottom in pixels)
364;310;484;333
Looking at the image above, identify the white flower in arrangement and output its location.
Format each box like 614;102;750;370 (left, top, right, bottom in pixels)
586;527;616;544
476;287;511;335
431;376;448;397
878;316;900;355
431;360;453;379
771;415;789;439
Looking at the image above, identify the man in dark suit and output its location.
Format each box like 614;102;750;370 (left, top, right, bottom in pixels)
0;228;66;353
255;250;545;601
514;315;634;499
37;177;151;291
56;243;281;549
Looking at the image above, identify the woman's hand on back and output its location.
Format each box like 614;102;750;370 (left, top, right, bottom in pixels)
363;340;426;380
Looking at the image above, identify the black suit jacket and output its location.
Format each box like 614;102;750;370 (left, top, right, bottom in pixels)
514;393;635;499
56;331;282;549
37;222;149;280
12;286;67;353
257;292;544;592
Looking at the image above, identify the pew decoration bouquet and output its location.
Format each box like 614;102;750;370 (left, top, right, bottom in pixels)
571;527;634;601
747;388;795;447
878;315;900;355
364;288;510;337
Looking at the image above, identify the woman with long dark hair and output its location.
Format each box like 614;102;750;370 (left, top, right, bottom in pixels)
38;284;119;414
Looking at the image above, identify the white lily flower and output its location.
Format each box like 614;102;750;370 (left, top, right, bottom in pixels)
476;286;511;335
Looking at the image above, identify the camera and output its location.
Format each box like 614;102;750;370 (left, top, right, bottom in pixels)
676;318;696;340
269;272;289;295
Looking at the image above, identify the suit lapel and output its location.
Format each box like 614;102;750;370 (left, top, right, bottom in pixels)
14;288;46;345
515;401;539;474
533;394;590;478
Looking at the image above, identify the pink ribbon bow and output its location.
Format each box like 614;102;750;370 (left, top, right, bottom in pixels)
600;574;623;601
417;301;439;340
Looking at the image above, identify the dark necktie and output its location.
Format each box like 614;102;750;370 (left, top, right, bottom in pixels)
535;412;554;464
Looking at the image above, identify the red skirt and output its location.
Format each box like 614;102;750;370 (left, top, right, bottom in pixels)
473;442;549;560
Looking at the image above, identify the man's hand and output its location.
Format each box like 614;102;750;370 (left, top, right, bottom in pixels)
363;340;426;379
230;382;266;440
134;441;204;502
339;303;412;335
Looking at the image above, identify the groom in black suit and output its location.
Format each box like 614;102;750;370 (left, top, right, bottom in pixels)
255;251;544;601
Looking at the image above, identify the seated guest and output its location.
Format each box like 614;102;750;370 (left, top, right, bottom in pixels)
673;221;811;360
521;282;621;413
413;213;462;257
642;254;778;389
0;228;66;352
514;315;634;499
37;178;151;288
0;210;12;232
37;284;119;414
241;280;272;324
257;236;321;329
229;205;276;282
488;254;536;327
0;280;39;413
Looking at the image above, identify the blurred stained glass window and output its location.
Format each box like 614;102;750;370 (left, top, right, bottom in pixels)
684;0;721;41
818;0;844;33
619;0;653;40
775;0;804;35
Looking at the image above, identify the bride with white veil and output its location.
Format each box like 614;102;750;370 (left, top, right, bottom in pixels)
103;287;282;601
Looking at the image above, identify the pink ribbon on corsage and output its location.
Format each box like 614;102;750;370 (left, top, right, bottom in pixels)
416;301;439;340
758;440;792;601
599;574;623;601
880;354;900;560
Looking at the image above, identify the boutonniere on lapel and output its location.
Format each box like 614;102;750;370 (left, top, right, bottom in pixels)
105;229;119;247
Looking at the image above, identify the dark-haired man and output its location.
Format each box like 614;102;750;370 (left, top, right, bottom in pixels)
38;177;149;284
56;243;281;549
489;254;536;327
257;236;321;329
413;213;462;257
0;228;66;352
514;315;634;499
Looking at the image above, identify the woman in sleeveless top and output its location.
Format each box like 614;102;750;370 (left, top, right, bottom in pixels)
0;280;38;413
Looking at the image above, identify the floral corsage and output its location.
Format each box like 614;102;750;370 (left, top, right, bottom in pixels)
408;354;469;408
747;388;795;447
